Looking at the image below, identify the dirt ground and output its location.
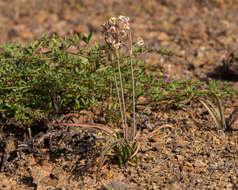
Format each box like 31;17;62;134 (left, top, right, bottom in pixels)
0;0;238;189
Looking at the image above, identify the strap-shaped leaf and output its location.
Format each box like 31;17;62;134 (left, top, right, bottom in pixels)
96;139;122;180
213;94;227;130
199;98;221;129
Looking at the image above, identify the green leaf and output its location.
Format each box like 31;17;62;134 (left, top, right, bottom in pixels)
82;31;93;44
78;55;89;64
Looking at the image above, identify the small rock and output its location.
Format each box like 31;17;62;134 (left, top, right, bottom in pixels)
194;159;206;167
170;181;183;190
31;166;49;185
193;59;204;67
35;10;48;22
145;122;155;131
157;32;170;41
143;107;152;115
19;28;34;40
73;25;89;34
176;155;184;162
106;180;130;190
137;96;148;104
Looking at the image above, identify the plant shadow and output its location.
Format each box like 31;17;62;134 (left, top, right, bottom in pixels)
206;65;238;82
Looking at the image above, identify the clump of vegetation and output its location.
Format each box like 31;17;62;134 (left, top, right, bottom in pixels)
0;34;233;123
199;93;227;131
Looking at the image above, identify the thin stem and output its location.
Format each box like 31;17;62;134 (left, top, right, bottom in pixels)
128;30;136;140
110;53;126;137
115;49;128;138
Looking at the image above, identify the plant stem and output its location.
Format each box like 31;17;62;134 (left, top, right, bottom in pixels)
128;30;136;140
115;49;128;138
110;53;126;137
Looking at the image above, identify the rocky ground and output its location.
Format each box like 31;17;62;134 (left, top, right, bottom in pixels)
0;0;238;189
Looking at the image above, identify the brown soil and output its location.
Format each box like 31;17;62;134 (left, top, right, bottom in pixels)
0;0;238;189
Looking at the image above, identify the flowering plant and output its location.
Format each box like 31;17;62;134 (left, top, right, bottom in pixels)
94;16;141;179
102;16;131;49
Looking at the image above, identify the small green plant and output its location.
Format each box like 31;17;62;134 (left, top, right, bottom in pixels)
96;15;140;178
198;93;227;130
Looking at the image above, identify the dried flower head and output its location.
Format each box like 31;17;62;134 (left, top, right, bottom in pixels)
102;15;130;49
